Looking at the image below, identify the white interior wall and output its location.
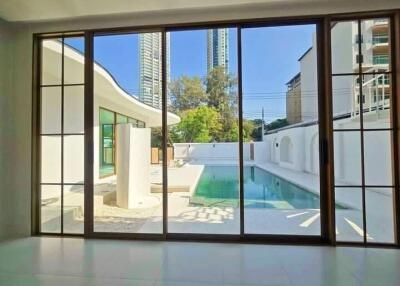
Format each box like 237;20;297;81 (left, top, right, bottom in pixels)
0;20;14;240
1;2;399;239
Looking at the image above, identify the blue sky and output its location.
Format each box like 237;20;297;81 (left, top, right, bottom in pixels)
66;25;315;122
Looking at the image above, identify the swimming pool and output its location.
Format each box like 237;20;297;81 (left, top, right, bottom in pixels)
190;166;321;209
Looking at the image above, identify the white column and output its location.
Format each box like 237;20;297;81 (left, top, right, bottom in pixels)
116;124;151;209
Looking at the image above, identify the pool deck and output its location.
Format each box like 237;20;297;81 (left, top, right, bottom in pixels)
256;162;319;194
40;160;395;242
150;164;204;194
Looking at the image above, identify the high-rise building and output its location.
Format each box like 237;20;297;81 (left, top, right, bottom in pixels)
207;29;229;74
286;19;390;123
139;33;170;109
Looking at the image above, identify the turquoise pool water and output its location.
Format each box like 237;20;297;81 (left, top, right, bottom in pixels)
190;166;321;209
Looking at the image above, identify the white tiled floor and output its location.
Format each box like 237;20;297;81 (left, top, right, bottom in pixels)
0;237;399;285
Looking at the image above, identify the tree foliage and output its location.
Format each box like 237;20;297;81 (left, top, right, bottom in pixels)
242;120;255;142
168;66;259;143
169;76;207;112
265;118;289;131
171;106;222;143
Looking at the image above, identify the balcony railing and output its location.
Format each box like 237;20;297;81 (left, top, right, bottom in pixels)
372;35;388;45
373;55;389;65
373;76;390;86
374;19;389;25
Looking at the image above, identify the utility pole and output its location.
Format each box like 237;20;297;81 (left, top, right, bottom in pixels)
261;107;265;142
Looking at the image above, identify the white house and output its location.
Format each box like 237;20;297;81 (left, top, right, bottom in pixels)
41;40;180;185
265;20;392;186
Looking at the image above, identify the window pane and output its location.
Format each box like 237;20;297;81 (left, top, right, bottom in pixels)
364;130;393;186
41;39;62;85
335;187;363;242
99;109;115;177
41;185;61;233
334;131;362;186
64;37;85;84
332;75;360;129
128;117;138;126
361;74;391;130
41;87;61;134
167;28;240;234
41;136;61;183
361;18;390;72
116;114;128;124
93;32;163;233
63;184;84;234
366;187;394;243
99;108;114;124
331;21;359;74
242;25;320;235
64;135;84;184
64;86;84;133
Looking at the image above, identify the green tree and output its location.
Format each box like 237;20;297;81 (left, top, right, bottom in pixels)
169;76;207;112
265;118;289;131
205;66;238;142
242;120;255;142
151;127;162;148
205;66;237;108
173;106;222;143
249;119;264;142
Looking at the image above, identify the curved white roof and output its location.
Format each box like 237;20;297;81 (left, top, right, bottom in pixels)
42;40;180;127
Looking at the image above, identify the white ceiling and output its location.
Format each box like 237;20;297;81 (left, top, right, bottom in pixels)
0;0;399;22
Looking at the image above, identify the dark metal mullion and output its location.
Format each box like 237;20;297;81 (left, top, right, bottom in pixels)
333;128;393;132
332;71;393;77
84;31;94;236
40;183;84;186
317;18;333;243
237;27;245;236
390;12;400;246
40;83;85;88
60;37;65;234
161;30;168;237
40;133;85;136
335;185;394;188
357;20;367;244
35;37;43;234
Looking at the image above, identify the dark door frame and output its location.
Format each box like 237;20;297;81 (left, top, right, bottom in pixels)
31;9;400;247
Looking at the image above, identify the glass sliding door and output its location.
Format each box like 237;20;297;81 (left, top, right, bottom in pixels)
241;24;321;235
91;32;163;234
39;36;85;234
331;18;396;244
167;28;240;234
35;15;399;244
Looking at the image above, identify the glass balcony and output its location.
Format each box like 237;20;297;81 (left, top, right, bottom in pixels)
373;55;389;65
372;35;388;45
374;19;389;25
373;77;390;86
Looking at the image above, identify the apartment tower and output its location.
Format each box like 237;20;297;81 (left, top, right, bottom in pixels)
139;33;170;109
207;28;229;74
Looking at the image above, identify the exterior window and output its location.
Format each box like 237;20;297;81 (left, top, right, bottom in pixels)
331;18;394;244
372;33;388;44
128;117;138;127
99;108;144;178
39;36;85;235
99;108;115;177
35;15;399;245
116;114;128;124
373;54;389;65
